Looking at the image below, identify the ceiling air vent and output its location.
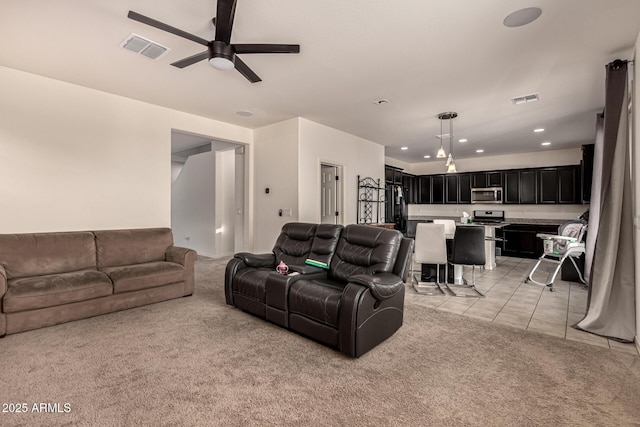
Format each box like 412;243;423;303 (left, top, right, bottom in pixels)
120;33;170;60
511;93;539;105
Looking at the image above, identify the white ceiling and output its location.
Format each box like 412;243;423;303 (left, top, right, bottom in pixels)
1;0;639;164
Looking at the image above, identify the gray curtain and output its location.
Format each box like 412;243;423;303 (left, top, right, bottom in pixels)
577;60;635;342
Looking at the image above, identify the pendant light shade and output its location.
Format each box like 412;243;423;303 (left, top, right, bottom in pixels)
437;145;446;158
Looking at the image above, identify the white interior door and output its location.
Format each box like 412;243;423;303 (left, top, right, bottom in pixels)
321;164;339;224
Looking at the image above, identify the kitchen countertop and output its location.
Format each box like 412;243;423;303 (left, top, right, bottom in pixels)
408;216;566;226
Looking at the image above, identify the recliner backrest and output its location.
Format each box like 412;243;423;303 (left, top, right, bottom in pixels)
273;223;318;266
308;224;343;266
329;225;402;283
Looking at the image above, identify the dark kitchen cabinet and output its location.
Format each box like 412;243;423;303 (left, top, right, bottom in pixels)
385;165;403;185
538;168;558;203
501;224;559;258
539;166;579;204
402;173;418;204
519;170;537;204
558;166;579;204
431;175;444;204
458;173;472;203
487;172;502;187
418;175;431;204
418;165;581;205
445;175;458;204
503;171;519;204
472;172;487;188
472;171;502;188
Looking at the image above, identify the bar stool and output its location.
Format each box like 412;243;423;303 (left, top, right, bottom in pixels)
447;226;485;298
412;223;447;295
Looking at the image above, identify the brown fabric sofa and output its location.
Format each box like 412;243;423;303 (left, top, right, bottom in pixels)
0;228;196;336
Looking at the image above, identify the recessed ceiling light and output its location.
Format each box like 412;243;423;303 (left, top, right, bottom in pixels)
236;110;253;117
503;7;542;28
534;128;545;133
401;146;408;150
424;155;431;159
541;142;551;146
459;138;468;143
476;149;484;153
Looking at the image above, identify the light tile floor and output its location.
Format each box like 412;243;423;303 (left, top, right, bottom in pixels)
405;256;639;357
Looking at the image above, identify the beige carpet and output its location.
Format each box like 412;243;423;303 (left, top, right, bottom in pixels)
1;256;639;426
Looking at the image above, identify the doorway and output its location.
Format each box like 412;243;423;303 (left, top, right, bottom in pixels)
171;129;247;257
320;163;342;224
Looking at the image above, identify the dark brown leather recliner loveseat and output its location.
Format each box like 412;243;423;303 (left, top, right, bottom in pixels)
225;222;413;357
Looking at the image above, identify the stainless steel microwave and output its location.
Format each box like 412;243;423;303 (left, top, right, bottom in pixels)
471;187;503;204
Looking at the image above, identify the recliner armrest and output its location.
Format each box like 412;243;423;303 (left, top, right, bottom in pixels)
288;264;325;274
234;252;275;268
349;273;404;301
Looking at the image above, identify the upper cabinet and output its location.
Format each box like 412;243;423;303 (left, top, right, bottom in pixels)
472;171;502;188
431;175;445;204
414;165;581;205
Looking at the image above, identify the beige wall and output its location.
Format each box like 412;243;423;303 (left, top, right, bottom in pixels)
298;118;385;225
0;66;251;234
252;117;386;252
252;118;300;253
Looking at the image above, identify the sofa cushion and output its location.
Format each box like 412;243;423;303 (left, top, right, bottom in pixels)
101;261;185;294
94;228;173;268
0;232;97;279
288;279;346;327
232;268;272;302
3;270;112;313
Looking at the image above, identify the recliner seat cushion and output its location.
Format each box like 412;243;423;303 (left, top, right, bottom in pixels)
232;268;272;302
288;279;346;327
101;261;185;293
3;270;113;313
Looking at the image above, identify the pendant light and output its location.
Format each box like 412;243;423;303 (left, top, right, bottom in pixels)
438;112;458;173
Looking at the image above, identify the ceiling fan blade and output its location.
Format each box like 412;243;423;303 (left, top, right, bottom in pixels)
215;0;237;44
128;11;209;46
171;51;209;68
233;44;300;54
234;56;262;83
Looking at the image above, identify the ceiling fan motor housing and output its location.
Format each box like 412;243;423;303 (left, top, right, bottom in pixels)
209;40;235;62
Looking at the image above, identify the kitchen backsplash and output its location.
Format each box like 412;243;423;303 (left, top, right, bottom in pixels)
407;203;589;221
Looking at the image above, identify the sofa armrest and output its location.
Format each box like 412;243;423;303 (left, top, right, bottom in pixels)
166;246;196;265
0;265;6;301
165;246;197;296
348;273;404;301
234;252;275;268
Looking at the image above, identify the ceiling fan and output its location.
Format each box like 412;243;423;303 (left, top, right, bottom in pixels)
127;0;300;83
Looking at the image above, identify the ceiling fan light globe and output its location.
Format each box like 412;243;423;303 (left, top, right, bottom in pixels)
209;56;235;70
